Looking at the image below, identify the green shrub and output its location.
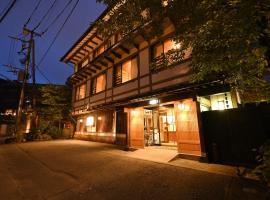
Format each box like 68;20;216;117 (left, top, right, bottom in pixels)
47;126;63;139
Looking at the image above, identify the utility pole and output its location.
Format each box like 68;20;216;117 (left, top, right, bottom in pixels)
15;37;31;140
14;27;41;139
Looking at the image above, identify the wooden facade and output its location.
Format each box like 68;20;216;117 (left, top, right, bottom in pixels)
61;9;236;158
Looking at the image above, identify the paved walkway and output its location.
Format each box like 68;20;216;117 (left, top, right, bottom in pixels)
0;140;268;200
104;144;240;177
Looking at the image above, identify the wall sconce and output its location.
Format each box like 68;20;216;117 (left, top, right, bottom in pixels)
79;119;83;123
178;103;190;111
86;116;94;126
98;116;102;120
149;99;159;105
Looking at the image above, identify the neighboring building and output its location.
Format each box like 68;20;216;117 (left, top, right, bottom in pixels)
0;78;72;137
61;9;238;158
0;78;20;137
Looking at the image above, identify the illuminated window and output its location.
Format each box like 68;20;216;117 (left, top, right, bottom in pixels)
86;116;96;132
75;84;86;100
91;74;106;94
114;57;138;85
153;39;180;59
84;111;113;133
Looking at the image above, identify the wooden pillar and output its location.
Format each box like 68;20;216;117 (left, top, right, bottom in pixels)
175;99;202;156
127;107;144;148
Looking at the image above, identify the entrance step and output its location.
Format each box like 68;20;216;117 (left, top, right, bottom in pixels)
178;153;208;163
126;147;178;163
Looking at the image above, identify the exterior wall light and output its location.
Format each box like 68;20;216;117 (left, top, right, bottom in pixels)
79;119;83;123
149;99;159;105
98;116;102;120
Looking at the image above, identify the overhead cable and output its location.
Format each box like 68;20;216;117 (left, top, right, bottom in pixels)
33;0;58;31
36;0;80;69
24;0;43;27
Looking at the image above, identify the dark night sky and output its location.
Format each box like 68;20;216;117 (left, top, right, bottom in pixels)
0;0;105;85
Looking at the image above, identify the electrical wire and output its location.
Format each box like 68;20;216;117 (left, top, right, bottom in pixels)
33;0;58;31
24;0;43;27
0;0;17;24
41;0;73;35
36;66;52;84
36;0;80;75
0;0;11;17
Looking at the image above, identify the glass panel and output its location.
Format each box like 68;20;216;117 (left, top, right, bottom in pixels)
76;84;86;100
97;111;114;132
122;60;131;83
122;57;138;83
86;115;96;132
96;74;106;93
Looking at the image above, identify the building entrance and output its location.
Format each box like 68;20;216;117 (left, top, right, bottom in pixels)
144;104;177;148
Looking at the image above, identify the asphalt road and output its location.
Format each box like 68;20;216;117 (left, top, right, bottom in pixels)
0;140;268;200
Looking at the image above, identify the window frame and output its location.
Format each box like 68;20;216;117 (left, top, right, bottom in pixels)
75;83;86;101
113;55;139;86
152;38;177;60
91;72;107;95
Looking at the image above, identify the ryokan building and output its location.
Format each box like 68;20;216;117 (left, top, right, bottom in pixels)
61;8;238;159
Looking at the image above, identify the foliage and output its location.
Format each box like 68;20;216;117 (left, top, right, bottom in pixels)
36;85;72;139
38;85;71;121
253;140;270;184
96;0;270;90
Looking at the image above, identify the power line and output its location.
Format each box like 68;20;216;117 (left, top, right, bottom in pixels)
0;1;11;16
24;0;43;27
36;0;80;77
36;66;52;84
33;0;58;31
41;0;74;35
0;0;17;24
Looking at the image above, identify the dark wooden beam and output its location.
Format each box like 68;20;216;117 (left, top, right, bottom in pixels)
92;64;102;70
104;55;114;63
95;35;103;41
69;60;77;64
78;73;87;79
85;68;94;74
71;76;80;82
89;68;97;73
71;33;98;62
111;50;121;59
98;60;108;66
77;52;85;57
74;55;83;59
119;45;130;54
86;44;94;49
72;56;81;61
80;49;89;54
82;71;92;76
90;40;98;45
132;43;140;49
